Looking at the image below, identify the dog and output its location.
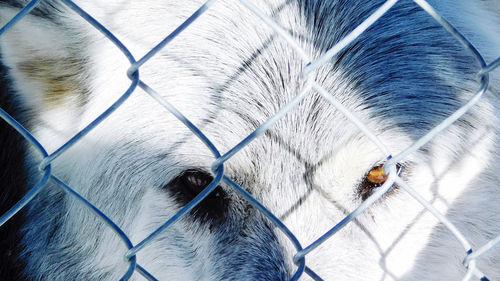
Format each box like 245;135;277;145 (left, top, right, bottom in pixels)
0;0;499;280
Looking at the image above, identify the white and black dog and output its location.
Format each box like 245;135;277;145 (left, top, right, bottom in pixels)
0;0;499;280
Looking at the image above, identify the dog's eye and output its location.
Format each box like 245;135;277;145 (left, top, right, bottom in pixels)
358;164;401;201
165;170;229;225
178;170;215;198
367;165;388;184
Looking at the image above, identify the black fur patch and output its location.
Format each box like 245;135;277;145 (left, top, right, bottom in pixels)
0;59;28;281
165;169;230;226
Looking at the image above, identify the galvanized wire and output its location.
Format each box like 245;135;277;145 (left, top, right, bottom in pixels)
0;0;498;280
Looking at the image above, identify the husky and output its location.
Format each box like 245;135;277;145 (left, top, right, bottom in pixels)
0;0;499;280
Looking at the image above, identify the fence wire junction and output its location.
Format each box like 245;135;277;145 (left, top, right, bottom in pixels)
0;0;499;280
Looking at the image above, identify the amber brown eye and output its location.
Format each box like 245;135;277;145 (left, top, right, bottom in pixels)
367;165;388;184
358;164;401;201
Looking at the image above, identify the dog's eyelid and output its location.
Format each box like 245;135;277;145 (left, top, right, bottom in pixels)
168;169;215;189
185;172;212;187
358;162;403;201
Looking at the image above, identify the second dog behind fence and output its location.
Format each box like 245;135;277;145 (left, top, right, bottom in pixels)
0;0;499;280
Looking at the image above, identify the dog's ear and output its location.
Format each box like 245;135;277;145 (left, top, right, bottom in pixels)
0;5;89;115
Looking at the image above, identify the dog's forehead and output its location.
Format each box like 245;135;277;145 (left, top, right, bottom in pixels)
152;95;382;180
14;0;477;149
22;0;481;179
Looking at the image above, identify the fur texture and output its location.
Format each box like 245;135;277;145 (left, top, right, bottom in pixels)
0;0;499;280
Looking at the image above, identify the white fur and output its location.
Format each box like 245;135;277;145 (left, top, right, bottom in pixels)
0;0;499;280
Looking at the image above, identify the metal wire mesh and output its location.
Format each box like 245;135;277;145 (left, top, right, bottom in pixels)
0;0;499;280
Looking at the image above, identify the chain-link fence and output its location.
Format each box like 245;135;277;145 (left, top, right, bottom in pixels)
0;0;499;280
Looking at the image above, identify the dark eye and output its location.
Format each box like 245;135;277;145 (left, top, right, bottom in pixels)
165;170;229;225
358;164;401;201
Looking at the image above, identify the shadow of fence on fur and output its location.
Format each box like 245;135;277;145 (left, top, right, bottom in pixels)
0;0;499;280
